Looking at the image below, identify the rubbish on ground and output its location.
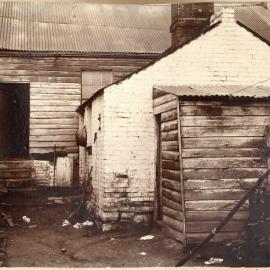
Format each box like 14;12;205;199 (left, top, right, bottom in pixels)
61;248;67;253
73;222;82;229
139;235;155;240
110;238;115;241
204;257;224;265
22;216;31;223
0;212;14;227
62;220;71;227
139;252;147;256
54;199;64;204
28;224;38;229
73;221;93;229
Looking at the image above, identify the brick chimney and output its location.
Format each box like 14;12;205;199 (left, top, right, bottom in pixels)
170;3;214;48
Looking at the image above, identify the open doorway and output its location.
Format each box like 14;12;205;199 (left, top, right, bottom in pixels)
0;83;30;159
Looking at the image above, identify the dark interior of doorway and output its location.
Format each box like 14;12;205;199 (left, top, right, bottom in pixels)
0;83;30;159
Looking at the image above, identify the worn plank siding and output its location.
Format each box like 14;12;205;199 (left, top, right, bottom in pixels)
157;108;185;243
182;148;264;158
178;100;269;243
181;105;270;116
182;137;264;149
0;54;155;155
183;168;266;180
181;116;270;127
182;126;266;137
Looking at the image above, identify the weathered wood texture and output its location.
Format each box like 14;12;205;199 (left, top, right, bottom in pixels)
159;107;185;243
0;54;154;154
180;100;268;243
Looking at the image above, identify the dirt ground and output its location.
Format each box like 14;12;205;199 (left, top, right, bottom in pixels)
2;204;186;267
0;203;249;267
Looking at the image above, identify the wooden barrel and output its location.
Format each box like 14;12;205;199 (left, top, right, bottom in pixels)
76;126;87;147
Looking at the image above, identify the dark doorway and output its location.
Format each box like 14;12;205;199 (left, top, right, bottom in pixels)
0;83;30;159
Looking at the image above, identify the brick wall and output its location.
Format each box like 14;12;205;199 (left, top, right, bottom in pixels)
86;8;270;229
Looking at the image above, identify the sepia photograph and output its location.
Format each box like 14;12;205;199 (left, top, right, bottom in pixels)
0;0;270;267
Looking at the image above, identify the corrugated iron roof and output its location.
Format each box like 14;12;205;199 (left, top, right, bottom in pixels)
155;85;270;99
236;6;270;44
0;1;171;54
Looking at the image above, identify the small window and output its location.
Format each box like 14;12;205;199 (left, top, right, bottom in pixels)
81;71;112;102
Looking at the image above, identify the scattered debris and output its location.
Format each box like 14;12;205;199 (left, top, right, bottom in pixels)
82;221;93;227
73;221;93;229
22;216;31;223
139;235;155;240
61;248;67;253
204;257;224;265
73;223;81;229
0;212;14;227
110;238;115;241
62;220;71;227
28;224;38;229
139;252;147;256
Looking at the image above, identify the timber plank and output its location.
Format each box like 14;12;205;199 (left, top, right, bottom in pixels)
162;160;180;171
185;200;249;211
162;205;183;221
163;197;182;211
186;220;245;233
30;118;78;125
182;126;266;137
153;94;176;107
30;112;77;119
161;151;179;161
30;135;76;142
31;106;77;112
31;94;80;100
186;232;241;243
183;168;266;180
185;189;246;201
161;130;178;141
162;169;180;181
161;120;178;132
181;116;270;127
183;157;266;169
30;129;77;136
162;178;181;192
154;100;177;115
30;141;77;148
161;110;177;122
181;105;270;116
30;124;78;129
161;141;179;151
31;100;80;106
163;214;184;232
182;137;264;149
182;148;264;158
186;210;249;221
162;189;182;203
184;178;257;190
163;226;185;243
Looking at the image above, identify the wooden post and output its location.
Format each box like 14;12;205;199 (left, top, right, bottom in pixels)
154;114;162;222
176;98;187;245
265;126;270;189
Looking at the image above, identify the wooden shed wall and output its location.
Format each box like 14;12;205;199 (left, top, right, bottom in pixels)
153;90;186;243
0;53;155;155
154;90;269;244
180;99;268;243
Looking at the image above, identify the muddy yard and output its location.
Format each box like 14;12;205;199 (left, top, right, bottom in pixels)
0;203;256;267
2;204;188;267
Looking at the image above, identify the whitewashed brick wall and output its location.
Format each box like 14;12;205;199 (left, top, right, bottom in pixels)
86;8;270;228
